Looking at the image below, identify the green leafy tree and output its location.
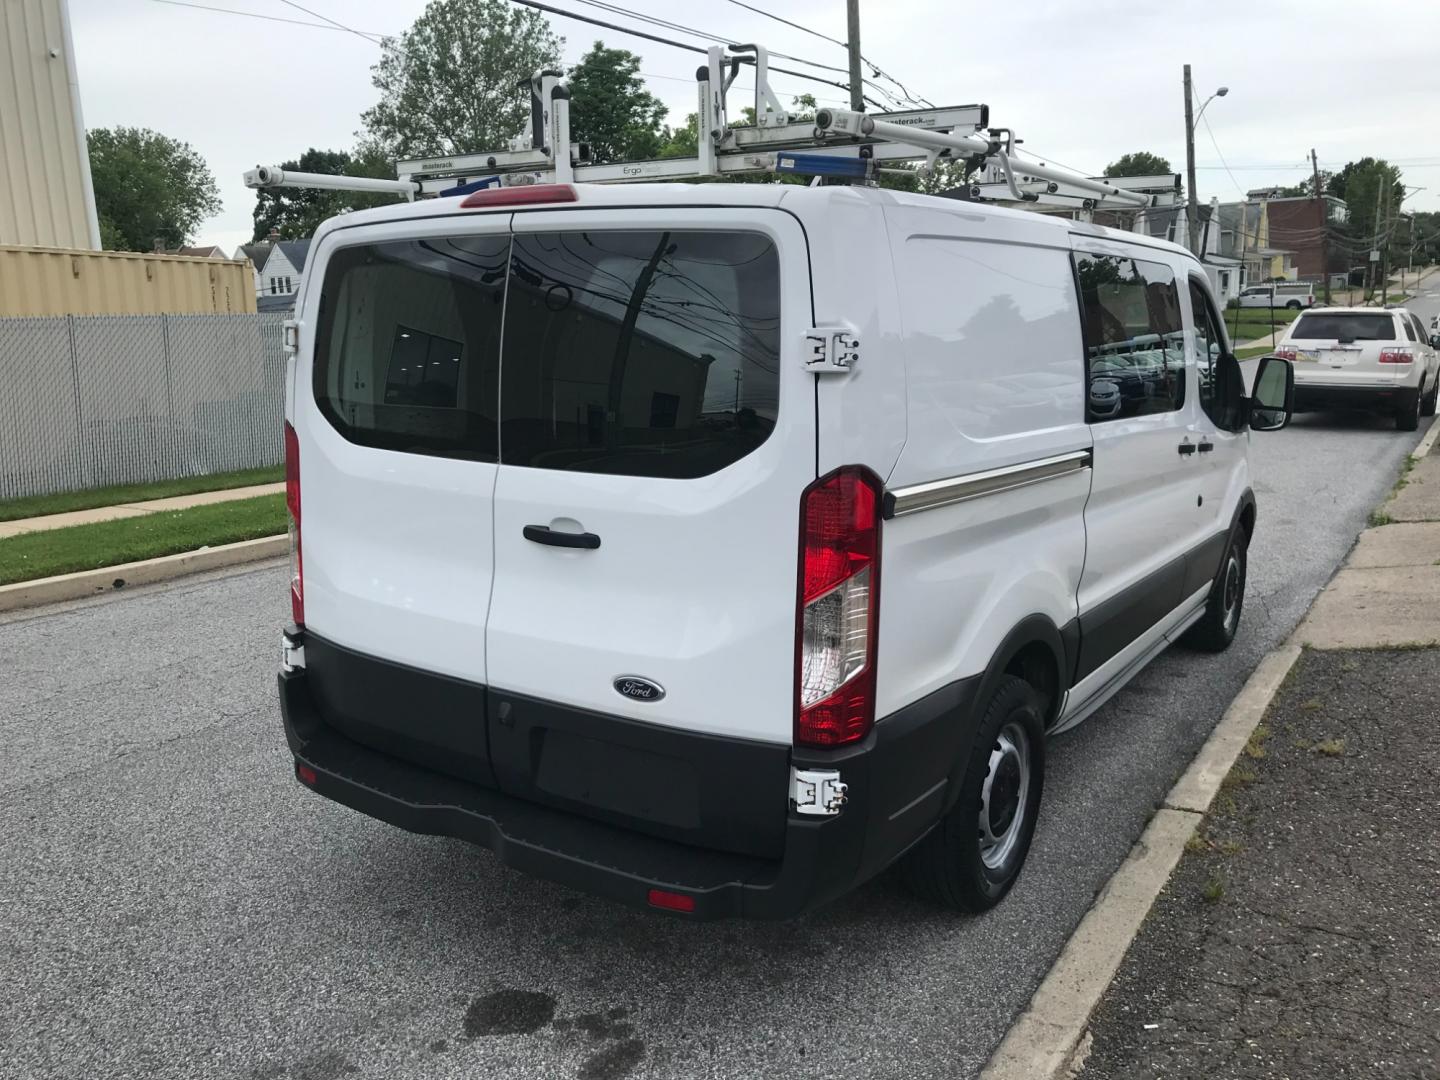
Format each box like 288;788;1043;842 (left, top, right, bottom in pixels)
1103;151;1173;177
567;43;666;163
251;146;403;241
361;0;561;159
87;127;221;251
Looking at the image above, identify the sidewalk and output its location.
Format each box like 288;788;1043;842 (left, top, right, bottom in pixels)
1074;433;1440;1078
0;482;283;539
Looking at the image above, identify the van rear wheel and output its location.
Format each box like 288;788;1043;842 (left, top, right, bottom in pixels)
899;675;1045;913
1182;531;1247;652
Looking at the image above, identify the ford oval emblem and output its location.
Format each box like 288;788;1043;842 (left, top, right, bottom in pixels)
613;675;665;703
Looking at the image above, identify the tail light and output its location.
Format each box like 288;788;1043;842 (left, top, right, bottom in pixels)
460;183;576;208
1379;349;1414;364
1275;347;1297;361
284;420;303;625
796;466;882;748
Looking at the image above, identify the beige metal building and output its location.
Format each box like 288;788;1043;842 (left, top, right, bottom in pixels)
0;245;258;315
0;0;101;250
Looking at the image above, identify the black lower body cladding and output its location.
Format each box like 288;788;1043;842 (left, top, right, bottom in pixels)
1293;383;1408;412
279;631;981;919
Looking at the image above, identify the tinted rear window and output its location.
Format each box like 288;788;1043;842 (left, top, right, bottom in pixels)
312;230;782;478
1290;313;1397;341
313;236;506;460
501;231;781;478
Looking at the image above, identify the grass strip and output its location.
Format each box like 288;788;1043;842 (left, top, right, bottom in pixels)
0;465;283;523
0;494;286;586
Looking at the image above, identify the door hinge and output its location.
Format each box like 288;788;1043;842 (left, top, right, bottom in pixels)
803;326;860;374
791;767;848;816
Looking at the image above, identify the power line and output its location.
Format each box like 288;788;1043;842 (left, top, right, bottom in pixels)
146;0;385;35
275;0;385;44
718;0;932;106
502;0;881;105
1199;113;1245;199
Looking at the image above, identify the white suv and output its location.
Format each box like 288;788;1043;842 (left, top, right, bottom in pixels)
277;182;1293;919
1275;306;1439;430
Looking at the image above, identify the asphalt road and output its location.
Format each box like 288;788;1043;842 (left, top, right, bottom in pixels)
2;331;1435;1079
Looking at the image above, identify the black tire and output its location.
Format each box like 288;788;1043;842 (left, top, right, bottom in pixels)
1422;379;1437;418
1182;531;1247;652
1398;387;1421;431
1286;300;1302;310
899;675;1045;913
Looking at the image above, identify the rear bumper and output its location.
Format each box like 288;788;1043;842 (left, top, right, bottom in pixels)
279;660;978;919
1293;381;1415;411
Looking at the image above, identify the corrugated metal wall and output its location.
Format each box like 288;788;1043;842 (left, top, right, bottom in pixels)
0;245;258;315
0;312;286;499
0;0;98;249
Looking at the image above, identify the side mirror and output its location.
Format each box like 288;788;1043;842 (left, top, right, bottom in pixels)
1430;334;1440;349
1249;355;1294;432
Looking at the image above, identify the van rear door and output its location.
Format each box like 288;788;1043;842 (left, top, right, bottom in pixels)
482;208;814;851
296;216;510;786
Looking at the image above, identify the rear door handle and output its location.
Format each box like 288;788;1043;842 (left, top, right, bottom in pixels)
1177;441;1197;456
523;525;601;550
1197;440;1214;453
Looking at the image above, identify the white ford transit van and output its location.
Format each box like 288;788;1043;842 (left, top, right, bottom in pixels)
277;181;1294;919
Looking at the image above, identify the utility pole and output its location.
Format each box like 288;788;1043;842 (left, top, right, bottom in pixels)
1370;176;1385;300
1184;64;1199;256
846;0;864;112
1311;148;1331;304
1380;179;1392;306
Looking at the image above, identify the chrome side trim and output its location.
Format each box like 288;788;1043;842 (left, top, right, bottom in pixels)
884;450;1093;519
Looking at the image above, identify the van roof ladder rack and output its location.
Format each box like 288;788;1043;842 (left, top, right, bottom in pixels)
242;44;1150;210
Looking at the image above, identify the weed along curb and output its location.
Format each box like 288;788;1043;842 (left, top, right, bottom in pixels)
0;535;286;613
979;646;1303;1080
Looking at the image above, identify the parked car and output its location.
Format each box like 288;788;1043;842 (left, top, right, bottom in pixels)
1275;307;1439;430
1236;283;1316;310
277;182;1294;919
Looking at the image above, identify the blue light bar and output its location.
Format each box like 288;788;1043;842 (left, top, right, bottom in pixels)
774;153;869;179
438;175;503;196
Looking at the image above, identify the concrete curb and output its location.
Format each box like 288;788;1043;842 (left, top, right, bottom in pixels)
0;535;286;613
979;645;1303;1080
1414;412;1440;460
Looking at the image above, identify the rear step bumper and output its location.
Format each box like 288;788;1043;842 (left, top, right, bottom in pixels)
279;666;978;920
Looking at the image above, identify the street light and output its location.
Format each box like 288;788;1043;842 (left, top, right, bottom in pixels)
1183;65;1228;256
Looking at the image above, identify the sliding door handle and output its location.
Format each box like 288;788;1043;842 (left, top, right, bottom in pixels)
524;525;601;549
1197;440;1215;453
1177;441;1197;456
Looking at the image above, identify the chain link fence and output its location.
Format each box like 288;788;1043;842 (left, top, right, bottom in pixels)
0;312;288;501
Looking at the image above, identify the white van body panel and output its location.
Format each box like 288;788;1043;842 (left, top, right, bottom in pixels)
294;212;513;683
1068;236;1207;620
870;198;1090;718
484;206;815;744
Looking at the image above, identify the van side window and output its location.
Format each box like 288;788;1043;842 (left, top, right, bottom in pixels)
1188;277;1242;431
1073;253;1186;421
500;231;780;479
312;236;508;460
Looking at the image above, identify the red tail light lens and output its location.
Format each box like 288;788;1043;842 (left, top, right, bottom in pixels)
284;420;303;626
460;184;577;208
796;466;883;748
646;889;696;913
1379;349;1414;364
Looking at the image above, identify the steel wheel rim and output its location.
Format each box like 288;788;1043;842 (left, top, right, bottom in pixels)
979;720;1031;871
1221;554;1243;634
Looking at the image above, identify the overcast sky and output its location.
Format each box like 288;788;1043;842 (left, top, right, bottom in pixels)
68;0;1440;253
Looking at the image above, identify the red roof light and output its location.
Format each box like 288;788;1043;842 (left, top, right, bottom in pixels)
460;184;577;208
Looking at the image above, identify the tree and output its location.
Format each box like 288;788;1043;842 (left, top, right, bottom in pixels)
1327;158;1405;249
361;0;561;160
251;145;402;241
566;43;666;163
87;127;221;251
1103;151;1173;178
